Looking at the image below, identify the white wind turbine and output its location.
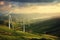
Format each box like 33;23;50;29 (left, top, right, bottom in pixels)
5;4;14;29
8;5;15;30
0;1;13;29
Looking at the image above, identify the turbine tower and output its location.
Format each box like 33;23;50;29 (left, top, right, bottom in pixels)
22;18;26;32
9;14;11;29
5;4;14;29
8;5;14;30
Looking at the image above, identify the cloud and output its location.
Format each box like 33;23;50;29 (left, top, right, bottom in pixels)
0;1;60;14
0;1;60;19
0;0;56;3
12;4;60;14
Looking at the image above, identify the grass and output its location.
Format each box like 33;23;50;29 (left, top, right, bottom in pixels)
0;25;59;40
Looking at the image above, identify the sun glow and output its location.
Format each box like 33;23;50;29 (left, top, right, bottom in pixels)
12;4;60;14
0;1;60;15
0;1;5;5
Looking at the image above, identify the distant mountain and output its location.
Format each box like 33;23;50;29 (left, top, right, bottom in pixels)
11;13;51;22
26;17;60;37
0;13;8;20
0;13;60;37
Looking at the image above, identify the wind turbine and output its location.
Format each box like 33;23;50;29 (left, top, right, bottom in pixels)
8;13;14;29
22;18;26;32
5;4;14;29
8;5;14;30
5;11;13;29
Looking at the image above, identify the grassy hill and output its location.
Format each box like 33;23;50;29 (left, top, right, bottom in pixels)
0;25;40;40
26;17;60;37
0;25;59;40
0;13;59;40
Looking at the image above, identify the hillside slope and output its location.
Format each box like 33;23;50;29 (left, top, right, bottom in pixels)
0;25;58;40
26;17;60;37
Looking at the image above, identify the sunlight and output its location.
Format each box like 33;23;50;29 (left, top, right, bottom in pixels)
0;1;5;5
12;4;60;14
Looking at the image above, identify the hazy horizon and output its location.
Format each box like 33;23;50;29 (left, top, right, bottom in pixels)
0;0;60;19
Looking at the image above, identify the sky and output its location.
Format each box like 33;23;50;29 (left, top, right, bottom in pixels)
0;0;55;2
0;0;60;19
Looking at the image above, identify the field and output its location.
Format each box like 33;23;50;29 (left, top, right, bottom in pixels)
0;25;59;40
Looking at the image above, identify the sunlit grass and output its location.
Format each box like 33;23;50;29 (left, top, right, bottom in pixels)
0;25;59;40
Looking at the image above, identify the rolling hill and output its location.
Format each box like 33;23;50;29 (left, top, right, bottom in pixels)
26;17;60;37
0;13;60;40
0;25;59;40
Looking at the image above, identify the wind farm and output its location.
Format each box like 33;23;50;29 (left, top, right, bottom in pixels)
0;0;60;40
